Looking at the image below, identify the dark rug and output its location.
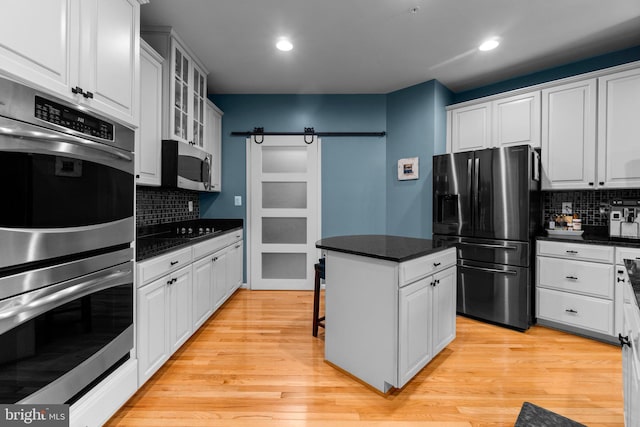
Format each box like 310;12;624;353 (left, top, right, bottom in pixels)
514;402;587;427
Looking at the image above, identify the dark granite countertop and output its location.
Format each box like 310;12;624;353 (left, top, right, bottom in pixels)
537;226;640;248
136;218;243;262
315;235;449;262
623;259;640;308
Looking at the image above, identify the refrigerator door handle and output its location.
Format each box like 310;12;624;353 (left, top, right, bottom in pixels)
460;264;518;275
473;157;480;227
458;242;518;251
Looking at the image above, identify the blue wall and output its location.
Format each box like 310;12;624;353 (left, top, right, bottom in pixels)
200;95;387;238
454;46;640;103
385;80;453;238
202;45;640;247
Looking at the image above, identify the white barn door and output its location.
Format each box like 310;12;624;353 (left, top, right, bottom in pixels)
248;135;320;290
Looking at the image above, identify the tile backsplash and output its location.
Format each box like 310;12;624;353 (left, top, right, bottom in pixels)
136;187;199;227
542;189;640;226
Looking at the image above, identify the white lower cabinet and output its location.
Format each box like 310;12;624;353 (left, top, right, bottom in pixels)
536;240;618;342
622;280;640;427
136;229;244;386
325;247;456;393
192;256;214;329
398;265;455;388
137;264;192;385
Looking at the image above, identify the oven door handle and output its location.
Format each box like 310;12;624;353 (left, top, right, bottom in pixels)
460;264;518;275
0;117;132;173
0;263;132;335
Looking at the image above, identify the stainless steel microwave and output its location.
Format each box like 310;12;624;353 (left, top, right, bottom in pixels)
161;139;213;192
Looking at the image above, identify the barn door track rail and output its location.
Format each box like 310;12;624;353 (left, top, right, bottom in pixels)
232;127;386;144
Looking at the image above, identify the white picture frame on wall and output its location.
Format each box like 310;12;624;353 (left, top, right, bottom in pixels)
397;157;419;180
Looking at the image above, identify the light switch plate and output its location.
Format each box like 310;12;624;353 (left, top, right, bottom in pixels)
562;202;572;214
234;196;242;206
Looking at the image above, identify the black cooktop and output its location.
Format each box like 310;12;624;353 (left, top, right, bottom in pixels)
136;219;243;261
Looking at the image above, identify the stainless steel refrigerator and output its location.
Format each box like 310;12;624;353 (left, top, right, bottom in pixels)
432;145;541;330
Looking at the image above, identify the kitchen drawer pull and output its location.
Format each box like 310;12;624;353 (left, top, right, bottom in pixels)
566;250;579;254
433;262;441;267
460;265;517;275
565;308;578;314
617;277;625;283
170;261;179;266
459;242;518;251
565;276;578;280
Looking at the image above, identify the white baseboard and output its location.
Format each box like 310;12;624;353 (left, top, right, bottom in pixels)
70;358;138;427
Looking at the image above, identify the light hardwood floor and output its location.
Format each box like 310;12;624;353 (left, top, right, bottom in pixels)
107;289;623;426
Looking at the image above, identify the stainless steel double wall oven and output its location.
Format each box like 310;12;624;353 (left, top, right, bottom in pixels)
0;76;134;404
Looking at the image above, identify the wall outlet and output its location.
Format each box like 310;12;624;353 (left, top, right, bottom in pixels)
234;196;242;206
562;202;572;214
188;201;193;212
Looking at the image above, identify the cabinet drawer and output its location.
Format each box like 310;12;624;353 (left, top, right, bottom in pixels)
137;247;192;287
400;248;455;287
537;256;613;298
537;240;613;263
192;229;243;261
616;246;640;265
537;287;614;335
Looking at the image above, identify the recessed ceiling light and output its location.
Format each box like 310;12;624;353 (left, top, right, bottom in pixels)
478;39;500;51
276;38;293;52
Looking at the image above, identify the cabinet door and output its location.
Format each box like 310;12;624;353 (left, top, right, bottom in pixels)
205;100;223;192
170;40;191;142
212;249;229;311
168;266;193;353
541;79;597;190
192;63;207;148
398;277;432;388
431;267;456;355
192;256;213;330
450;102;491;153
0;0;75;98
137;277;169;385
598;68;640;189
227;242;243;295
136;42;163;186
78;0;139;125
492;91;540;148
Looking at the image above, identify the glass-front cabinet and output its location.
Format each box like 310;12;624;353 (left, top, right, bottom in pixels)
142;28;209;147
192;64;206;148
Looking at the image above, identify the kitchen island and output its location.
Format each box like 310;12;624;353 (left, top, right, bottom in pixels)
315;235;457;393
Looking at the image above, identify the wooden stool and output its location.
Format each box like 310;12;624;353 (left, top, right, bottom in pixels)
312;258;325;337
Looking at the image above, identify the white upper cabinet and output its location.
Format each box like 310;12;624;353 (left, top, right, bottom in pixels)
205;99;223;192
142;28;209;146
135;40;163;186
448;91;540;153
492;91;540;148
541;79;597;190
0;0;73;96
0;0;140;127
597;68;640;189
449;102;491;152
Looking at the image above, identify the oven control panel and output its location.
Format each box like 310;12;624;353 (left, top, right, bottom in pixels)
34;96;114;141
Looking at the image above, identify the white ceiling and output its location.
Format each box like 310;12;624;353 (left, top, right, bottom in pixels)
140;0;640;95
